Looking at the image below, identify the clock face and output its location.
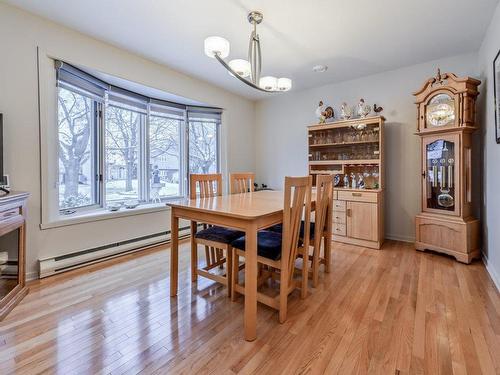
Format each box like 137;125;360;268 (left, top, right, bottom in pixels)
426;94;455;127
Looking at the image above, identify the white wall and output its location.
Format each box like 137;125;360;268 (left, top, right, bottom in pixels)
255;53;478;242
0;3;255;278
478;1;500;289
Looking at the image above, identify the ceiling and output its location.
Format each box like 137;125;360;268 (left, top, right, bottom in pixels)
7;0;499;100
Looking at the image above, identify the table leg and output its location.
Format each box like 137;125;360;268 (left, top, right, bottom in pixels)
244;223;258;341
170;210;179;297
190;221;198;282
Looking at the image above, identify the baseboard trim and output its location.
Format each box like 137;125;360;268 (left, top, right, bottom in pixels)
482;254;500;292
385;234;415;243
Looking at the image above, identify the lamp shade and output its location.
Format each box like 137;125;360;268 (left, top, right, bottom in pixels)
228;59;251;78
277;78;292;91
204;36;230;59
259;76;278;91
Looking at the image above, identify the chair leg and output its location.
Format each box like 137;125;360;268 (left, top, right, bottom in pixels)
279;267;288;323
324;235;331;273
204;246;211;268
191;223;198;283
231;249;239;302
210;247;216;266
301;248;309;299
217;248;224;269
312;241;320;288
226;247;232;298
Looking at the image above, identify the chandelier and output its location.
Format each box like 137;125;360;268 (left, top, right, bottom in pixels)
204;11;292;92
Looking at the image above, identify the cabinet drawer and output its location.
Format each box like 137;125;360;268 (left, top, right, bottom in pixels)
333;200;346;212
332;211;346;224
0;208;19;222
332;223;346;236
338;190;378;203
333;190;338;200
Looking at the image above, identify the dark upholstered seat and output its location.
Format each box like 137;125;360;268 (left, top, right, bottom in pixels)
231;230;283;261
267;221;316;240
195;226;244;244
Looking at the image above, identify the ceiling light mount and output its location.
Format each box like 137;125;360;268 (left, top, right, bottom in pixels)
204;11;292;93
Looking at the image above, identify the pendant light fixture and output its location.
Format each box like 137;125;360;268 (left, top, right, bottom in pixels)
204;11;292;92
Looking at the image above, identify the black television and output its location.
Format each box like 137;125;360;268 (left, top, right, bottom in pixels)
0;114;8;194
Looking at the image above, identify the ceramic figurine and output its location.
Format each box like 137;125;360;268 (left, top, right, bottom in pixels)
322;106;334;122
373;103;383;114
340;102;352;120
315;101;325;123
343;174;349;187
350;173;357;189
357;98;371;118
357;174;365;189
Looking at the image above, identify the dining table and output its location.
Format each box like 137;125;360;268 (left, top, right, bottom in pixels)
167;189;329;341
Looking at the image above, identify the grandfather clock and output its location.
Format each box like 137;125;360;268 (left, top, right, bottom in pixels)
413;70;481;263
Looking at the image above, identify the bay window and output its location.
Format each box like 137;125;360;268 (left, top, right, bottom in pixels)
55;61;221;213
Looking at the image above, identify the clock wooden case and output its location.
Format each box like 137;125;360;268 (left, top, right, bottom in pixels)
413;70;481;263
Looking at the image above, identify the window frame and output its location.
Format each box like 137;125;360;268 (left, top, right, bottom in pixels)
55;62;221;215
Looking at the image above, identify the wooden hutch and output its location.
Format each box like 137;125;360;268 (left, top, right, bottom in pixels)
0;191;29;320
414;71;481;263
308;115;385;249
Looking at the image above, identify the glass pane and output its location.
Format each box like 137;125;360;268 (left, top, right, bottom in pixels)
426;139;456;211
188;119;218;174
0;229;19;299
426;94;455;127
149;113;181;200
105;105;142;202
58;87;96;209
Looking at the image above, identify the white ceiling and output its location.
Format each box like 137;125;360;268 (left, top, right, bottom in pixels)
7;0;499;100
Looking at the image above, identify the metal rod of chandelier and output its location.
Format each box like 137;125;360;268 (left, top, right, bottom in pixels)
204;11;292;92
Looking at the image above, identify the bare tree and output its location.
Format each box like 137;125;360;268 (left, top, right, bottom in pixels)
149;116;179;162
105;106;139;192
189;121;217;173
58;88;91;203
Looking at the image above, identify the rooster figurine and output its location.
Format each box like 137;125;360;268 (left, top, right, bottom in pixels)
373;104;383;114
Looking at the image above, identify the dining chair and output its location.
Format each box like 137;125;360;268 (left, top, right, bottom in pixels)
229;172;255;194
190;173;244;296
230;175;312;323
268;175;333;288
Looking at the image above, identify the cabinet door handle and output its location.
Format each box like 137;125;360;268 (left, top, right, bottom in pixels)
346;209;351;217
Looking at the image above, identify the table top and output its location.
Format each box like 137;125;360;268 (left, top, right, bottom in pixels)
167;190;291;220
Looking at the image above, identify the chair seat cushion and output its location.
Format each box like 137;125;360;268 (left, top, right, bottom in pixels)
231;230;283;261
267;221;316;240
195;226;244;244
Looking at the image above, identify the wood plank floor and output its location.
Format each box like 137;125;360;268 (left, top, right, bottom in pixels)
0;240;498;374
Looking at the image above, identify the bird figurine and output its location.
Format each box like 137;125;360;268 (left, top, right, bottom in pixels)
373;104;383;114
357;98;371;118
315;101;326;123
341;102;352;120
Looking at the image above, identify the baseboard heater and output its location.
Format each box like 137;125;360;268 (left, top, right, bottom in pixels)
38;225;192;278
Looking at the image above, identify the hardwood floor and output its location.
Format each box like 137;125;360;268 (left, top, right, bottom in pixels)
0;240;498;374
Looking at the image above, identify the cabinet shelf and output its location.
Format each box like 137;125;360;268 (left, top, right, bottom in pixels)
309;140;379;148
309;159;380;165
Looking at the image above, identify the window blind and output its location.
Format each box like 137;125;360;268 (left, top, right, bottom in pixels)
55;60;108;99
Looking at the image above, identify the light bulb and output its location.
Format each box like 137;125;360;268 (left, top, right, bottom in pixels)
228;59;251;78
259;76;278;91
277;78;292;91
204;36;230;59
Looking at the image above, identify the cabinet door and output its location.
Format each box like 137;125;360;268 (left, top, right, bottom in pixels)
346;202;377;241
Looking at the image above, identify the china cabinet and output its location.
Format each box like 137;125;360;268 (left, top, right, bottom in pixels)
308;116;385;249
414;70;481;263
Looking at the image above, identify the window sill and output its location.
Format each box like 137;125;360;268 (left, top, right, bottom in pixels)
40;201;180;230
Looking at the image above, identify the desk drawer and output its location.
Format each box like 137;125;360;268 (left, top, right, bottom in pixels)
332;223;346;236
333;200;346;212
0;208;20;223
338;191;378;203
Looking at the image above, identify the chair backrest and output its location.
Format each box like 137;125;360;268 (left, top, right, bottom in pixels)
281;176;312;286
229;172;255;194
189;173;223;199
314;175;333;248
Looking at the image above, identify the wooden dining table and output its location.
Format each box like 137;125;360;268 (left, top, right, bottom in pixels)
168;189;328;341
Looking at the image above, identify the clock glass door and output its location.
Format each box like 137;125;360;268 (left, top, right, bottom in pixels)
423;136;459;215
